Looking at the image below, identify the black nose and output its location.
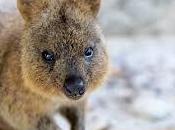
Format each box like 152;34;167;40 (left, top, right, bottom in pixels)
64;75;85;99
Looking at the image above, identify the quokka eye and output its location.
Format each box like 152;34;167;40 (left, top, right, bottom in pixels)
42;50;55;64
84;47;94;58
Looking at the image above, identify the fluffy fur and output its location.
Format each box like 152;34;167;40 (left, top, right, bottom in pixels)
0;0;108;130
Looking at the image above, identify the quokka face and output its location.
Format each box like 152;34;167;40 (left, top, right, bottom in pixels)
19;0;108;100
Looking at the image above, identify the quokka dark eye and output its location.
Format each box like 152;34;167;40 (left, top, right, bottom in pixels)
42;50;55;64
84;47;94;58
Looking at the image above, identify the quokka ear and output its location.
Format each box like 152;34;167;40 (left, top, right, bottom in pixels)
17;0;48;22
73;0;101;17
86;0;101;17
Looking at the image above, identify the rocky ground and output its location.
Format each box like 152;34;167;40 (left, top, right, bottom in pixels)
1;0;175;130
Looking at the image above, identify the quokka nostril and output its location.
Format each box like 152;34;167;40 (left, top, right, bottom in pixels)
65;87;72;94
79;88;85;96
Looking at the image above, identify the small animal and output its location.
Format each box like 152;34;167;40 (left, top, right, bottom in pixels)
0;0;109;130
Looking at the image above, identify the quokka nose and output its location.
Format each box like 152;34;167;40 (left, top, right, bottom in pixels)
64;75;85;99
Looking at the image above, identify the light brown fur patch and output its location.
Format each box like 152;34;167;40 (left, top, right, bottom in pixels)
0;0;108;130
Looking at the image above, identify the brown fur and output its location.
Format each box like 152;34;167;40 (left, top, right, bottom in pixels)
0;0;108;130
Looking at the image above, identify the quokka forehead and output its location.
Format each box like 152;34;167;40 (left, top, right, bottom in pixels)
36;2;96;34
30;8;96;36
29;17;99;48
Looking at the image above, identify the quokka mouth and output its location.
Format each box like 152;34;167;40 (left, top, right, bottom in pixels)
63;87;86;100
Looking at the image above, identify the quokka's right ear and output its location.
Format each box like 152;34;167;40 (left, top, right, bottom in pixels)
17;0;48;22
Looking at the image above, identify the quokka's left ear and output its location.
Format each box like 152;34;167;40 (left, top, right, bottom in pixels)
86;0;101;17
73;0;101;17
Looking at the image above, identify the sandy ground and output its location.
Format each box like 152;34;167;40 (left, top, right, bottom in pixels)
1;1;175;130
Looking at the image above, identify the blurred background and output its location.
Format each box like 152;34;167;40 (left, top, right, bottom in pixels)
1;0;175;130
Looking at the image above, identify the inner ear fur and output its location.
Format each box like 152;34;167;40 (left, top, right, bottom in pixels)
72;0;101;17
17;0;48;22
87;0;101;17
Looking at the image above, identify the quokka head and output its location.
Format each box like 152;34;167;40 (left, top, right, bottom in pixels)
18;0;109;101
